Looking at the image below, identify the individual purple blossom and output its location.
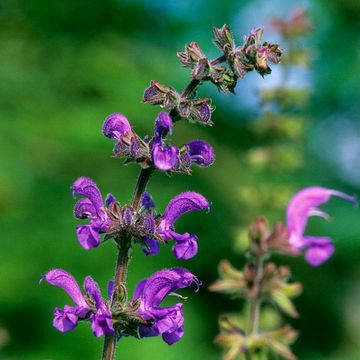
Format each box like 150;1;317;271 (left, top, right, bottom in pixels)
186;140;215;167
152;112;179;171
42;269;114;337
286;186;356;266
72;177;113;250
133;268;201;345
158;192;210;259
102;113;132;141
141;191;156;209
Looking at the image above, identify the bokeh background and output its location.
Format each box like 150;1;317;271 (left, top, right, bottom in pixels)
1;0;360;359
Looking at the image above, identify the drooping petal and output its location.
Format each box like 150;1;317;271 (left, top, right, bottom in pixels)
141;192;156;209
76;225;101;250
149;305;183;334
154;112;173;140
172;233;198;260
74;199;97;219
187;140;215;167
162;324;184;345
89;312;114;337
71;177;105;216
152;143;179;171
139;268;200;309
142;237;160;256
44;270;88;309
304;236;335;267
53;306;79;332
160;192;210;231
102;113;132;140
286;187;356;249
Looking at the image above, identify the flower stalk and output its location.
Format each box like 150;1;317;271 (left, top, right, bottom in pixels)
42;23;283;360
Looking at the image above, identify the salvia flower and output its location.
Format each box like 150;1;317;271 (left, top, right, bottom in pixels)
42;269;114;337
152;112;179;171
151;112;215;171
133;268;201;345
158;192;210;259
72;177;113;250
286;186;356;266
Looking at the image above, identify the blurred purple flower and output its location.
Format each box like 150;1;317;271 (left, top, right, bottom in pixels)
286;186;356;266
42;270;114;337
134;268;200;345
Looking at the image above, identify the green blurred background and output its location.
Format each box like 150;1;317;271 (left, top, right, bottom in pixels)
1;0;360;359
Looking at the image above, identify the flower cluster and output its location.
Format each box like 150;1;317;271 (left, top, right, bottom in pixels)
177;25;282;93
43;268;199;343
72;176;210;260
103;112;215;172
42;24;282;357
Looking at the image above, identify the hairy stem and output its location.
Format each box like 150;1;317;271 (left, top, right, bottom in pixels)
102;52;227;360
102;167;153;360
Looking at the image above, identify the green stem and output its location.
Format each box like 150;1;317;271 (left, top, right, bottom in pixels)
102;167;153;360
246;255;264;358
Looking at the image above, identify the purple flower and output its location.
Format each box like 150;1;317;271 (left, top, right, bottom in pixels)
42;269;114;337
102;113;132;141
152;112;179;171
186;140;215;167
286;186;356;266
133;268;201;345
158;192;210;259
141;192;156;210
72;177;113;250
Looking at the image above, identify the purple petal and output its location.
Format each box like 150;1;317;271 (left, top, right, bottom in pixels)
105;193;117;207
84;276;106;310
139;268;200;309
74;199;97;219
141;192;156;209
149;305;183;334
76;225;101;250
143;237;160;256
286;186;356;249
107;280;114;300
304;236;335;267
154;112;173;140
89;312;114;337
162;324;184;345
133;279;148;300
160;192;210;230
71;177;105;216
152;143;179;171
172;233;198;260
102;113;132;140
44;270;88;309
53;306;79;333
187;140;215;167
